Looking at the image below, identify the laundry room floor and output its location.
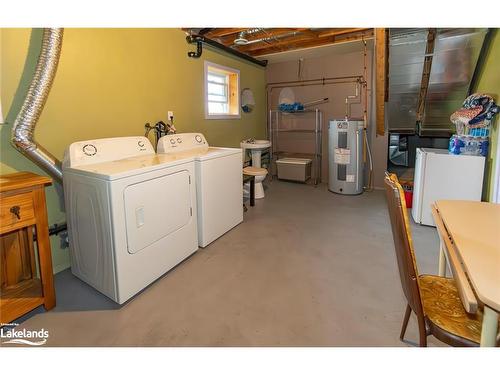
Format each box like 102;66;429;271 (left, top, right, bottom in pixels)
11;180;445;346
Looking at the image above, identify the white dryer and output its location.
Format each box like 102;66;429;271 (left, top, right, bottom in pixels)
157;133;243;247
62;136;198;304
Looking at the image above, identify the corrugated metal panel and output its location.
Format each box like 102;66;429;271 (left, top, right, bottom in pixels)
387;29;427;133
419;28;487;136
387;28;487;136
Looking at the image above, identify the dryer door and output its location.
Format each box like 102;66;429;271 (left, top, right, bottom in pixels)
123;170;192;254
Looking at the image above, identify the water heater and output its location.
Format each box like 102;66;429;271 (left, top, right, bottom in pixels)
328;119;364;195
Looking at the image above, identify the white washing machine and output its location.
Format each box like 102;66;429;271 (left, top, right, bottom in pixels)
62;136;198;304
157;133;243;247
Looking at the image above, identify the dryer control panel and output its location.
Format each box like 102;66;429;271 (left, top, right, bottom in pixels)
157;133;209;155
63;136;155;168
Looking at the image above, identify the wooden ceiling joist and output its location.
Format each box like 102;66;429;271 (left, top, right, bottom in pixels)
185;28;375;59
317;28;371;38
219;28;310;47
251;29;374;56
204;28;251;38
237;32;319;53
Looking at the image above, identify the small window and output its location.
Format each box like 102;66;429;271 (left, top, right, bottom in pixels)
204;61;240;119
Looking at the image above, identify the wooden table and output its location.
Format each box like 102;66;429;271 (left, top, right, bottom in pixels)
0;172;55;323
432;200;500;347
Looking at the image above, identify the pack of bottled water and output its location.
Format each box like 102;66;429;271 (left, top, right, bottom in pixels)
448;135;489;156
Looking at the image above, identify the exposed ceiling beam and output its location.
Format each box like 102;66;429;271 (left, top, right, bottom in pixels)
216;28;268;45
204;28;250;38
251;29;374;56
218;28;311;46
236;31;318;53
317;28;371;38
185;28;375;59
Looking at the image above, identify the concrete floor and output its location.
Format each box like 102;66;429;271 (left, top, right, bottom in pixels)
6;180;445;346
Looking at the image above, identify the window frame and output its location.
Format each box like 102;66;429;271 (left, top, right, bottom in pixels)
204;61;241;120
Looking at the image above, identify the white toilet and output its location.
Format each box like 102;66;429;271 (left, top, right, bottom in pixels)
243;166;268;199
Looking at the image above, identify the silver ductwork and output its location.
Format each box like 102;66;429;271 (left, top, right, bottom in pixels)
11;28;64;183
387;28;487;136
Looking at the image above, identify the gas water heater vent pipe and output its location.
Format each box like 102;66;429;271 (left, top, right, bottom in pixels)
11;28;64;183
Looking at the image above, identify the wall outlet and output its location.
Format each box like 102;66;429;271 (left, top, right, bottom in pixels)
168;111;174;120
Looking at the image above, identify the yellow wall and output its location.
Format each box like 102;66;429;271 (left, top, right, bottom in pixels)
474;30;500;201
0;28;267;272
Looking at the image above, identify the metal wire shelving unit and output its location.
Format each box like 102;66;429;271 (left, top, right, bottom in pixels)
268;109;323;185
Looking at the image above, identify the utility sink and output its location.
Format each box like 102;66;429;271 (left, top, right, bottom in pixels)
240;139;271;150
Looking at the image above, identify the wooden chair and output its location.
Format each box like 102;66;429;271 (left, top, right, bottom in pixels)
384;172;497;347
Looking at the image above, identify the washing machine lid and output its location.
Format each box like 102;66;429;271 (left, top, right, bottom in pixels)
65;154;194;181
195;147;242;161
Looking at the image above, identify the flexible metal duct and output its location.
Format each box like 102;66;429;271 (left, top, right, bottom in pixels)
11;28;64;183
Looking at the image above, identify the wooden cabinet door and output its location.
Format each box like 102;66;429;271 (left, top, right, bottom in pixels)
0;228;36;290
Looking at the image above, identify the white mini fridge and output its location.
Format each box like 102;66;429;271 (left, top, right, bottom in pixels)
412;148;485;226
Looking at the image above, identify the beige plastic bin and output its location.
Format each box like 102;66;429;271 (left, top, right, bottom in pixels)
276;157;312;182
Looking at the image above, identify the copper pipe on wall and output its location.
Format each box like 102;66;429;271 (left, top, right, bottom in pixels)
11;28;64;183
266;75;366;131
363;39;368;129
267;75;363;87
362;38;374;192
266;55;371;187
268;79;363;91
345;81;361;119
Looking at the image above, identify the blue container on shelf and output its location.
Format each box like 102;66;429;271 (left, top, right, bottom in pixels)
278;102;304;112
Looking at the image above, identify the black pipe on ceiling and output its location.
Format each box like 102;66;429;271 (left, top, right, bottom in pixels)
186;34;268;67
198;28;215;36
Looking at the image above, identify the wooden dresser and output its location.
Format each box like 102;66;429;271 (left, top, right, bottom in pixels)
0;172;56;323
